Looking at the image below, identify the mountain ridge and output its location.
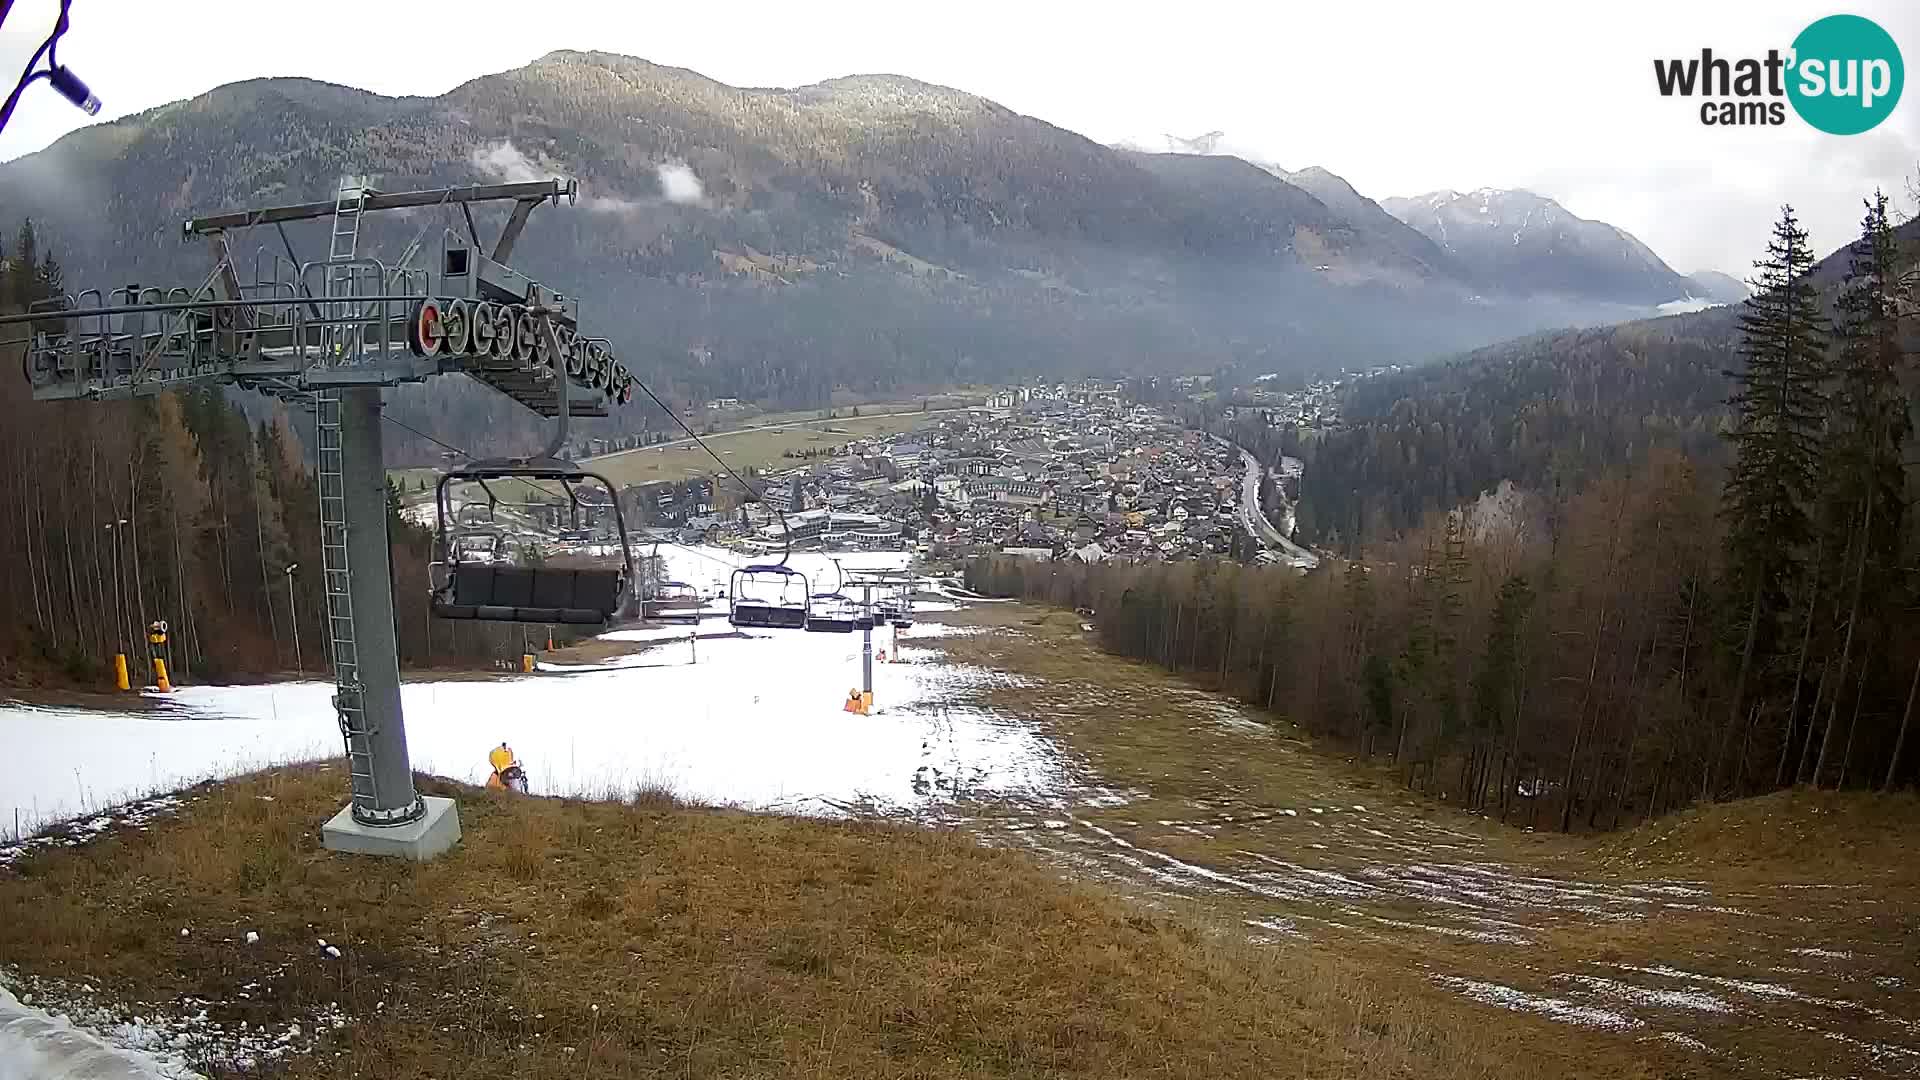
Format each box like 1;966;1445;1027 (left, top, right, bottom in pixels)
1269;165;1459;280
1;53;1700;456
1380;187;1692;305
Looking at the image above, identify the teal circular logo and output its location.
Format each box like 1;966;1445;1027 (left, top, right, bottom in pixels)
1787;15;1903;135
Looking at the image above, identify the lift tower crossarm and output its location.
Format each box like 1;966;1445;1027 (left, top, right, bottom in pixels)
182;179;578;237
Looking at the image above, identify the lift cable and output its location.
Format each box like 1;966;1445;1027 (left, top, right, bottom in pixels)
624;374;793;566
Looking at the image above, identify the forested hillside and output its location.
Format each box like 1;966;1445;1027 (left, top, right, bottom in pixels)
973;454;1738;828
1244;217;1920;552
1286;311;1738;548
0;222;536;686
976;197;1920;823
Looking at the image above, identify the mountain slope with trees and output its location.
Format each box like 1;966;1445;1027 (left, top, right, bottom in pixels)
2;51;1690;460
1272;164;1459;280
1270;216;1919;551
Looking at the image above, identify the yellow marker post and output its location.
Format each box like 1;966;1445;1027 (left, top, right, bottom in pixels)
148;621;172;692
521;653;535;673
112;653;130;692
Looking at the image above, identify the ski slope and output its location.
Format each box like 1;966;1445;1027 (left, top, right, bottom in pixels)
3;576;1062;836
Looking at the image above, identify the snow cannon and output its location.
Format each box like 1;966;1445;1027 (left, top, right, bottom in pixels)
486;743;529;793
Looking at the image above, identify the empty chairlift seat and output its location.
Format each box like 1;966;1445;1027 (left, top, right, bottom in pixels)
805;592;860;634
429;463;636;627
434;565;625;625
729;565;810;629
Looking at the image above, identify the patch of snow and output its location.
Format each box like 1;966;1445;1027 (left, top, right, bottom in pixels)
1789;947;1853;961
1243;917;1304;939
595;624;715;646
1431;975;1643;1031
1;975;349;1078
2;796;185;868
0;985;198;1079
1369;915;1531;946
1619;965;1801;1000
1559;974;1736;1014
5;613;1072;830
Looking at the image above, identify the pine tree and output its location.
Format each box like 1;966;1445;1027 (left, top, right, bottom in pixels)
1720;205;1829;758
1471;573;1535;804
9;220;38;305
1812;192;1909;787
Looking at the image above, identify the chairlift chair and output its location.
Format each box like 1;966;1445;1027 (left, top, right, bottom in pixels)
645;580;702;622
729;564;811;629
889;582;914;629
431;463;636;626
805;591;862;634
451;528;503;565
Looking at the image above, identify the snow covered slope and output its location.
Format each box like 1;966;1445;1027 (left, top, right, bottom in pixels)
1381;188;1691;305
5;551;1061;835
0;987;192;1080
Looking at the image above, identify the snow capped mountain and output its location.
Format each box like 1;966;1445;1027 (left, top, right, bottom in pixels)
1381;188;1692;305
1112;127;1690;309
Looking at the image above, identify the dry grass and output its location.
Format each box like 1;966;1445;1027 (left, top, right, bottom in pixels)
0;765;1598;1080
575;413;932;489
926;603;1920;1080
1593;785;1920;883
536;631;712;667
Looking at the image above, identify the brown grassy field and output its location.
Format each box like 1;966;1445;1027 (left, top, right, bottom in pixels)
929;604;1920;1080
583;412;934;489
8;602;1915;1079
2;766;1578;1080
391;405;952;495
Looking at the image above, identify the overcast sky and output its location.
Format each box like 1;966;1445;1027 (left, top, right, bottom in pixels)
2;0;1915;275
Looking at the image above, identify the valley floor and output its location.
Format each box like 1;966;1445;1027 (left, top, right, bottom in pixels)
1;587;1915;1078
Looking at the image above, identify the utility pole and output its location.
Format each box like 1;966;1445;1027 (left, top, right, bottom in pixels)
129;461;150;678
105;518;127;653
284;562;301;675
861;583;873;706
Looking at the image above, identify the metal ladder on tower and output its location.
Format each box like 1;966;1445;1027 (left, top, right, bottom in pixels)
322;175;370;364
318;175;379;810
